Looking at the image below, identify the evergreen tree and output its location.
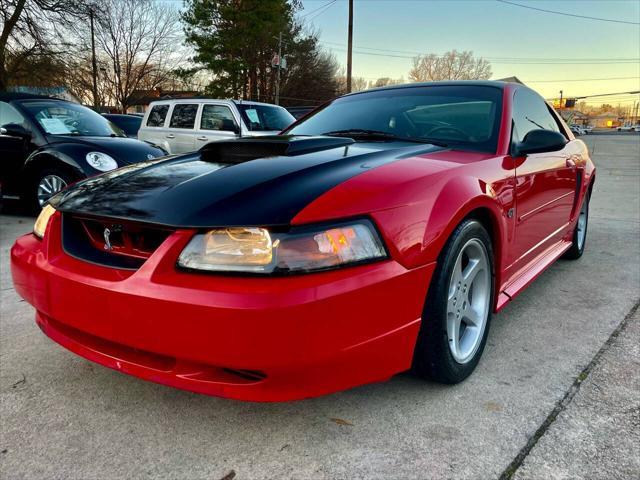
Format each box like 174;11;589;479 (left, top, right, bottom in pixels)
181;0;339;105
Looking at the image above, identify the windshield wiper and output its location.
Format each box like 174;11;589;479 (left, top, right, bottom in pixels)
322;129;448;147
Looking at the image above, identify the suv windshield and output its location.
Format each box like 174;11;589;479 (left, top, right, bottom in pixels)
21;100;125;137
237;104;295;132
285;85;503;153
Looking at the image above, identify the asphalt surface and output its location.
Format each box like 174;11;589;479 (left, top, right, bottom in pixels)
1;134;639;479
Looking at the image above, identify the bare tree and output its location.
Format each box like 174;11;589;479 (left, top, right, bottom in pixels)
409;50;491;82
370;77;404;88
67;0;184;112
0;0;87;89
335;73;367;94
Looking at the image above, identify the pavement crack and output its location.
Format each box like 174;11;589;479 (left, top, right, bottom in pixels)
11;373;26;389
498;298;640;480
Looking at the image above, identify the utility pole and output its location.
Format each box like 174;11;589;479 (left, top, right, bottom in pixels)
559;89;563;112
90;9;99;110
346;0;353;93
275;31;282;105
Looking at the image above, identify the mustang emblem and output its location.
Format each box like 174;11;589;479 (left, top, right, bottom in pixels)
103;225;122;251
103;228;112;250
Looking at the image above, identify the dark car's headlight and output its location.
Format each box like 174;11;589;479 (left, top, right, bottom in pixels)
177;220;387;274
86;152;118;172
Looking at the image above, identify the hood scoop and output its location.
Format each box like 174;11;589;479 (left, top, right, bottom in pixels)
200;135;354;164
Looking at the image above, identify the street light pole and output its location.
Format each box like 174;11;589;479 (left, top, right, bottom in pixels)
90;9;99;110
346;0;353;93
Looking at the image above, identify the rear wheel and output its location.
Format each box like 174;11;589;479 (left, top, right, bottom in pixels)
413;219;494;384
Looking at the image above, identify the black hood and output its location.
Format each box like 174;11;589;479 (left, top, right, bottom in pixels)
47;135;165;165
50;136;444;228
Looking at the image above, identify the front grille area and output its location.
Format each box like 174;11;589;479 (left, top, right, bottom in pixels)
62;214;173;269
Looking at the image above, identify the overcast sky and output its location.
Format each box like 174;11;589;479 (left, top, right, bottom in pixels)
300;0;640;106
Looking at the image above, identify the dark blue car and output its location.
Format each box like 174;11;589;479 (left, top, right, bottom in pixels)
103;113;143;138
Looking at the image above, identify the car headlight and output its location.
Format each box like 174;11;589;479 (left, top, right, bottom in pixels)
86;151;118;172
33;204;56;239
177;220;387;274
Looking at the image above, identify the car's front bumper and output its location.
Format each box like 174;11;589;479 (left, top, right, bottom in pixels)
11;213;435;401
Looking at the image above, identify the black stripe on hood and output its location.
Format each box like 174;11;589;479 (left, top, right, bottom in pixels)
51;137;445;228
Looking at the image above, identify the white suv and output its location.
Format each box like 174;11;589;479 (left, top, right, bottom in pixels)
138;99;296;154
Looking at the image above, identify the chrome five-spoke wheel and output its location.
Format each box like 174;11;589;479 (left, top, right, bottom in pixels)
576;198;588;251
446;238;491;364
412;219;494;384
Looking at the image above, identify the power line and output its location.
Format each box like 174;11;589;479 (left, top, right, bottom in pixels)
299;0;336;19
496;0;640;26
525;76;640;84
305;0;337;22
577;91;640;99
547;91;640;101
326;46;639;64
319;41;640;62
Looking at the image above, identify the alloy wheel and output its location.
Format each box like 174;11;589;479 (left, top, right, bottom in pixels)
576;199;588;251
37;175;67;207
446;238;491;364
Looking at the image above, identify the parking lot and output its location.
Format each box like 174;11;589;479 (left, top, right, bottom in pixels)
0;134;638;479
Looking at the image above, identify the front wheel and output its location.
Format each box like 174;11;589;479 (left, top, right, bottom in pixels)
413;219;494;384
563;193;590;260
29;167;76;212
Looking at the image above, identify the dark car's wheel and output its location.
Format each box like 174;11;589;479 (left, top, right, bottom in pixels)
563;193;590;260
413;219;494;384
30;167;77;212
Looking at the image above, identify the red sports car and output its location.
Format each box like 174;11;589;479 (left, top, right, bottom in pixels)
11;81;594;401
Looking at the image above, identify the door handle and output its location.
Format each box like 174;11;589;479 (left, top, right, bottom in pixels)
166;134;175;139
566;157;576;168
196;136;208;141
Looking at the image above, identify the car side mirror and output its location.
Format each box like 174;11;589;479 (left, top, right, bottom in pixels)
220;120;240;134
0;123;31;139
514;129;567;156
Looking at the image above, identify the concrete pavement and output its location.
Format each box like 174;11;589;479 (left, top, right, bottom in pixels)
513;308;639;480
1;134;638;479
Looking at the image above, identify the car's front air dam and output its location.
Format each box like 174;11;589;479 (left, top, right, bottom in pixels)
11;213;436;401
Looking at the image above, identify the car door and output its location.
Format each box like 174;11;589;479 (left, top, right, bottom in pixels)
0;102;31;195
138;103;171;149
510;88;577;268
165;103;199;154
195;103;240;147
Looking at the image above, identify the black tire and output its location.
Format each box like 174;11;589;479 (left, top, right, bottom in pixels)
28;166;77;213
563;193;590;260
412;219;495;384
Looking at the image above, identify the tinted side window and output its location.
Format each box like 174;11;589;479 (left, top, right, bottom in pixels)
169;104;198;129
512;88;560;143
200;105;237;131
146;104;169;127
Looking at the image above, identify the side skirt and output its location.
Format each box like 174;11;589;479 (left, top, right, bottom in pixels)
496;239;572;312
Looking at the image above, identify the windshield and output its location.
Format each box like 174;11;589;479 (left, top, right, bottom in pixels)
21;100;125;137
237;104;295;132
285;85;503;153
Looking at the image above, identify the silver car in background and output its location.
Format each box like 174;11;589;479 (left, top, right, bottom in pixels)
138;99;295;154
